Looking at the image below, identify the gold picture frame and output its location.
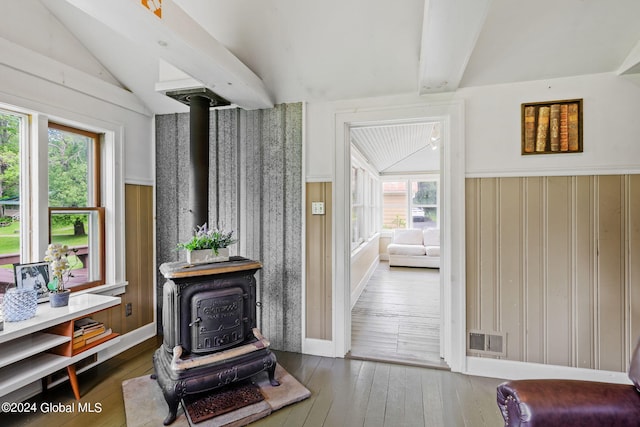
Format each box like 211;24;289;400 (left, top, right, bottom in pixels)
521;99;583;155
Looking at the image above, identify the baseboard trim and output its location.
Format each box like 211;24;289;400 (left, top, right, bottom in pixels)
466;356;631;384
302;338;335;357
351;257;379;309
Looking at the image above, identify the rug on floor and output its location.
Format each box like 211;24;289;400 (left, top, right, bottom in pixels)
122;364;310;427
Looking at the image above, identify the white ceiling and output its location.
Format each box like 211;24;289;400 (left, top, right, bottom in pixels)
26;0;640;172
351;123;440;175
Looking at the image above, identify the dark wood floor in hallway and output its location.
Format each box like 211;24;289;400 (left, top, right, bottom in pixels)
351;261;448;369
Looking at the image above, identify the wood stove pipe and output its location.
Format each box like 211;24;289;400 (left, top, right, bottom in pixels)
189;94;210;230
164;87;231;231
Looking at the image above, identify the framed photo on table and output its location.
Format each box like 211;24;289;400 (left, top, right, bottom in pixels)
14;262;51;302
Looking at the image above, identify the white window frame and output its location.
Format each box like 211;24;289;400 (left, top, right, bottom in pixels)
1;101;126;296
381;175;440;230
350;149;381;252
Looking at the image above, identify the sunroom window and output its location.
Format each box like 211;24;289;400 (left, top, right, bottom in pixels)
382;177;439;230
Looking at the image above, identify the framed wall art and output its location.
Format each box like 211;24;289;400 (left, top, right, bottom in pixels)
521;99;583;155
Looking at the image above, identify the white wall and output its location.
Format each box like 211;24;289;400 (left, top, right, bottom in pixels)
0;0;124;90
461;72;640;177
0;0;154;185
0;37;154;292
306;72;640;180
303;72;640;377
0;40;154;184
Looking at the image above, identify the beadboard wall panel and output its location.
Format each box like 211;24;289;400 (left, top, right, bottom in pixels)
156;103;303;352
497;178;523;361
466;175;640;372
630;176;640;354
124;184;155;334
524;177;544;364
574;176;595;369
545;177;572;367
596;175;625;371
305;182;332;340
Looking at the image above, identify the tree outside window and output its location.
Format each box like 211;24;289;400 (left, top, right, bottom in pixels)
0;112;23;291
382;178;439;230
48;123;104;291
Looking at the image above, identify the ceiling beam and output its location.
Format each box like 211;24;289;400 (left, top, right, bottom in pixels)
418;0;492;94
617;38;640;75
61;0;273;110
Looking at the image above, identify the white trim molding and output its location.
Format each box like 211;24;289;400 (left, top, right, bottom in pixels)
333;98;466;370
302;338;336;358
467;356;631;385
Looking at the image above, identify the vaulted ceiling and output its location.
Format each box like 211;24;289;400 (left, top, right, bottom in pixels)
37;0;640;113
25;0;640;172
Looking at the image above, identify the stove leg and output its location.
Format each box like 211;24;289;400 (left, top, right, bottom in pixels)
162;399;179;426
268;362;280;387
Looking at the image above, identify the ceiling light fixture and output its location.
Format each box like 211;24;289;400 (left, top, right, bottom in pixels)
428;122;441;150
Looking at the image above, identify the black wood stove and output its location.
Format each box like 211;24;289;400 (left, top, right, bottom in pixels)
153;257;279;425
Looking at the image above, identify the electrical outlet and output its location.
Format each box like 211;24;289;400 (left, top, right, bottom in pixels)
125;303;133;317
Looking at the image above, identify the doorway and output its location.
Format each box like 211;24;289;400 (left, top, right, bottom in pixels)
347;121;446;368
333;101;466;372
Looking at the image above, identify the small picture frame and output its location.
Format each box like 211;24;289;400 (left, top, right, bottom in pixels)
14;262;51;302
521;99;583;155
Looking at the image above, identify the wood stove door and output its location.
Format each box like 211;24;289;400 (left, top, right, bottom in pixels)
190;287;245;353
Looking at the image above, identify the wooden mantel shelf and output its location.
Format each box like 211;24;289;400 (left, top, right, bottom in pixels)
160;256;262;279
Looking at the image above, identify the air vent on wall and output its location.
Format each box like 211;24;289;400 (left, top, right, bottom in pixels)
468;330;506;356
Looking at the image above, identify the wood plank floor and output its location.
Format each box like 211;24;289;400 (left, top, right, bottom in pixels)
351;261;448;369
0;337;505;426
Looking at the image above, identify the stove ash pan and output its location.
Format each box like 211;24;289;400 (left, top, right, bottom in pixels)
162;275;258;355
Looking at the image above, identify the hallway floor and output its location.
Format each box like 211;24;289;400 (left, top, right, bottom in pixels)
350;261;449;369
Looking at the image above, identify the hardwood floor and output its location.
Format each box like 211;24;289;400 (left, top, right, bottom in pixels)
351;261;448;369
0;336;505;427
0;336;161;427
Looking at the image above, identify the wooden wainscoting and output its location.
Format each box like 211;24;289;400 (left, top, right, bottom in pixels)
123;184;155;333
305;182;332;341
466;175;640;372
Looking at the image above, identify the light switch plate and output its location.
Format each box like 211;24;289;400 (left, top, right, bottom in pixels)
311;201;325;215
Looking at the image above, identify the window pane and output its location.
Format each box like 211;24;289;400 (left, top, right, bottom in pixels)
382;181;407;229
351;167;364;249
0;112;22;289
50;210;103;290
48;123;103;292
412;181;437;205
48;126;96;207
411;180;438;229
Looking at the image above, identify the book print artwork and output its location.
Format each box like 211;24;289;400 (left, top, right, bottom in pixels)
522;99;582;154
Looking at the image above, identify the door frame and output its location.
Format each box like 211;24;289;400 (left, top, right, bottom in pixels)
333;100;466;372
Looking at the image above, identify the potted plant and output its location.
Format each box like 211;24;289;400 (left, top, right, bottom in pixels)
177;223;236;265
44;243;77;307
